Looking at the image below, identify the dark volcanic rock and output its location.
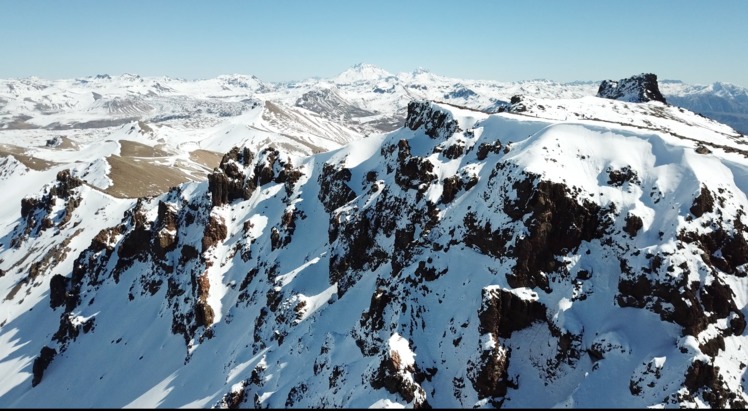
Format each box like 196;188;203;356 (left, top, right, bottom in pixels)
624;213;643;236
690;186;714;217
597;73;667;104
476;141;503;161
318;163;356;213
31;346;57;387
360;288;393;333
370;348;427;407
684;360;746;408
49;274;70;309
478;287;547;339
505;176;606;291
195;273;214;327
51;169;84;199
469;346;511;403
405;101;459;139
208;147;256;207
154;201;179;258
202;215;228;253
394;139;437;192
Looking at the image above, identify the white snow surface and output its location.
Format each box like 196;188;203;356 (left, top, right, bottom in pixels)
1;67;748;408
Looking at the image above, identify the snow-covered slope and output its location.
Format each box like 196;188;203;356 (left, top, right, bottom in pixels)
2;92;748;408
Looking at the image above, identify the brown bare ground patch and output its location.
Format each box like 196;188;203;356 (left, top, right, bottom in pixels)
262;101;311;131
105;155;194;198
119;140;170;158
0;144;57;171
54;136;79;150
189;149;223;169
2;115;39;130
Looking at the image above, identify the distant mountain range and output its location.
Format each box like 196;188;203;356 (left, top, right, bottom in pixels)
3;64;748;135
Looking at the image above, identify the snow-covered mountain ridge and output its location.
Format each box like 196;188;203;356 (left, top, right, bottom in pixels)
1;67;747;207
2;78;748;407
3;66;748;136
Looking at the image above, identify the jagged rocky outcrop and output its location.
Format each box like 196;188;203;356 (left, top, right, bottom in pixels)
4;98;748;408
597;73;667;104
208;147;256;207
12;169;84;248
405;100;460;139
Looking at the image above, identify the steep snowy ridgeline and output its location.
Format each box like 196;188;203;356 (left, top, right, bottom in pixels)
2;99;748;408
0;169;135;397
499;95;745;152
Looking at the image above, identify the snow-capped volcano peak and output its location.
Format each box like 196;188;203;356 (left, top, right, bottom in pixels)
335;63;394;84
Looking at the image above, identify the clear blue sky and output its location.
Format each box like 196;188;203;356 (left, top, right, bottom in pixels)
1;0;747;86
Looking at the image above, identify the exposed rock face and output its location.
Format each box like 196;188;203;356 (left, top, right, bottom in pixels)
51;170;83;198
31;346;57;387
295;88;377;124
394;139;437;193
469;344;511;404
195;272;214;327
478;287;547;340
623;213;643;236
597;73;667;104
117;199;152;261
208;147;256;207
217;380;249;408
476;141;503;161
48;274;70;309
469;287;546;403
615;183;748;397
202;215;227;253
318;163;356;213
370;335;428;407
12;168;84;248
690;185;714;217
154;201;179;258
508;95;527;112
683;360;747;408
504;176;607;291
405;100;460;139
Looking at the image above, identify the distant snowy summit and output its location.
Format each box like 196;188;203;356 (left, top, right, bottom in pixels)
597;73;667;104
335;62;395;84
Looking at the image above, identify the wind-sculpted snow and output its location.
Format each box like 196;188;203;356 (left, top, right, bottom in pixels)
3;95;748;408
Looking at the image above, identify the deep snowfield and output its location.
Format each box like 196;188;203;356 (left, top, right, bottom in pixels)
1;88;748;408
